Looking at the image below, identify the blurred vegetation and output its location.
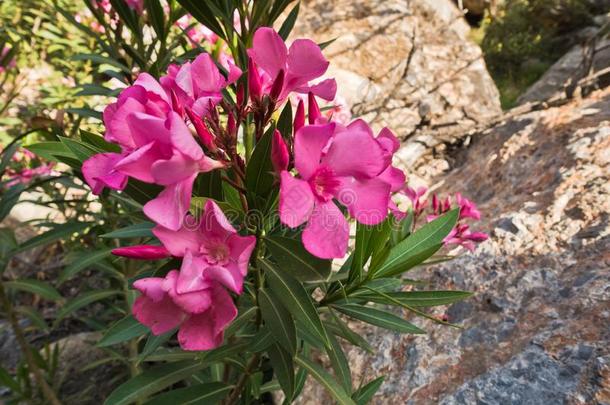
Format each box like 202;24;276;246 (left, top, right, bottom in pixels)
476;0;608;108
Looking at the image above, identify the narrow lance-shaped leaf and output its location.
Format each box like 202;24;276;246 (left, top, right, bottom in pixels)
4;279;62;301
295;354;356;405
332;304;425;334
352;376;384;404
144;382;232;405
259;259;328;346
259;288;297;355
104;360;207;405
264;236;331;282
56;290;120;325
267;343;295;399
98;315;149;347
374;209;459;278
326;332;352;392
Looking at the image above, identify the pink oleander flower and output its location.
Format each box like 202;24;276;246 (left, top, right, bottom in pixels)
176;14;219;46
132;201;255;351
279;120;402;258
247;27;337;102
152;200;256;295
405;186;428;217
132;269;237;351
82;72;223;230
160;53;241;118
325;96;352;125
444;223;488;251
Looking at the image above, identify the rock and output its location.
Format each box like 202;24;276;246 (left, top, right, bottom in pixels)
292;0;501;163
297;87;610;404
517;30;610;105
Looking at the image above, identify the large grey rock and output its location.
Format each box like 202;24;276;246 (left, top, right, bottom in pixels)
292;0;502;156
297;88;610;404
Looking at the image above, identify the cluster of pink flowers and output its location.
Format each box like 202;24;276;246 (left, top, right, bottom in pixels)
405;187;488;251
84;26;486;350
2;148;56;188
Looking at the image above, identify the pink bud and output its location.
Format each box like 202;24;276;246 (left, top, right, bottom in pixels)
308;92;321;125
112;245;171;260
270;69;285;101
294;99;305;134
248;58;262;102
185;107;216;152
236;83;245;107
271;129;289;173
227;111;236;136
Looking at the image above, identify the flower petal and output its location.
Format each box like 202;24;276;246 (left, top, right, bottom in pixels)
82;152;128;195
294;123;335;179
165;270;212;314
151;153;199;186
302;201;349;259
249;27;287;79
152;216;203;257
143;174;196;231
132;295;183;335
176;251;211;294
279;171;315;228
337;177;390;225
114;142;163;183
323;125;386;178
287;39;329;82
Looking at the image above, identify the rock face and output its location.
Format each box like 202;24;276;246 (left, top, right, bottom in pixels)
297;88;610;404
292;0;502;148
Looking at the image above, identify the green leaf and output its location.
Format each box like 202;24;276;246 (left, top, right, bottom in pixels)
24;141;75;162
139;330;175;361
100;222;155;239
249;327;274;353
0;142;18;175
224;306;257;338
71;53;131;74
356;290;473;307
278;2;300;40
0;184;24;222
145;0;166;40
332;304;425;334
276;101;293;140
81;130;121;153
13;222;90;255
177;0;226;40
246;126;275;200
352;376;384;404
326;332;352;392
59;248;114;284
264;236;331;282
294;355;356;405
259;259;328;346
267;343;295;399
98;315;149;347
144;382;232;405
59;136;98;163
259;288;296;355
375;209;459;278
4;279;62;301
326;310;373;353
0;365;20;392
104;360;206;405
0;228;17;261
14;306;48;331
109;0;139;34
56;289;119;325
66;108;103;121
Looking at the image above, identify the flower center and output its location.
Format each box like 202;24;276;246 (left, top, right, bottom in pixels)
200;238;230;265
309;166;340;202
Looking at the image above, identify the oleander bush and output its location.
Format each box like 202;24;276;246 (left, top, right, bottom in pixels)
0;1;488;403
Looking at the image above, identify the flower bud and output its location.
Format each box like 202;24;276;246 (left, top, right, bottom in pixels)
270;69;285;102
248;58;263;102
294;99;305;134
236;83;245;107
185;107;217;152
271;129;289;174
308;92;321;124
227;111;236;137
112;245;171;260
170;89;184;118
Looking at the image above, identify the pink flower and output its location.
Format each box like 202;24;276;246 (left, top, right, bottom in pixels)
279;120;399;258
152;200;256;295
247;27;337;102
124;0;143;14
325;96;352;125
176;14;219;45
405;186;428;218
132;269;237;351
455;193;481;220
444;224;488;251
160;53;239;118
112;245;171;260
82;72;223;230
